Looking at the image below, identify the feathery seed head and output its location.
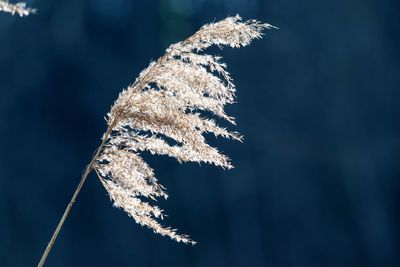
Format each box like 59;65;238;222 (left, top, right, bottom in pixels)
94;15;275;244
0;1;35;16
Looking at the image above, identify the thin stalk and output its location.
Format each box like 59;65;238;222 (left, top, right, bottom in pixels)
37;127;111;267
37;164;92;267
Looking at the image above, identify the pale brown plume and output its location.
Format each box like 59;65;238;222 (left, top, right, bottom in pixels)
0;1;35;16
93;15;276;244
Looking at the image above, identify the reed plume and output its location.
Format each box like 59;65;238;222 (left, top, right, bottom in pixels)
0;1;35;16
38;15;275;266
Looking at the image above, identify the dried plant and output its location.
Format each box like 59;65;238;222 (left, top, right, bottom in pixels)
0;1;35;16
38;15;275;266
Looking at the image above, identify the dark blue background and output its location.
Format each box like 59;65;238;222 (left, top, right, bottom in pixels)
0;0;399;266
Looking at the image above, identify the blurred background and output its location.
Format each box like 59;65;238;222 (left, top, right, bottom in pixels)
0;0;399;266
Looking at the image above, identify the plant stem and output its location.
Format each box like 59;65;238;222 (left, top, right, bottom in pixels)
37;130;110;267
37;165;92;267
